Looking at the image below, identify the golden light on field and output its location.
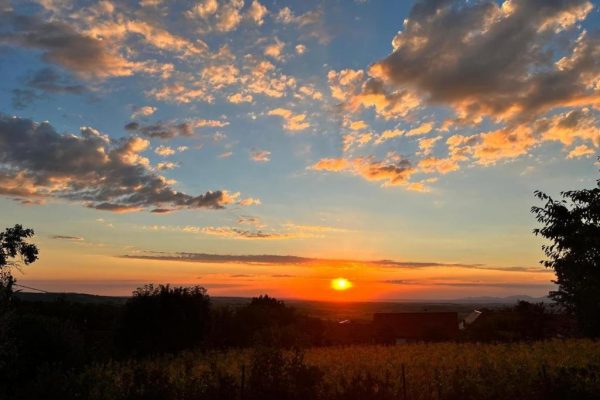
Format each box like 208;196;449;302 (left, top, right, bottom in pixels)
331;277;353;291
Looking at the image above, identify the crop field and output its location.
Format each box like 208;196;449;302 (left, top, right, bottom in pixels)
56;339;600;400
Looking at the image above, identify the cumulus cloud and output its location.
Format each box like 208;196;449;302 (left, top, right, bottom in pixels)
311;155;416;188
418;157;460;174
125;118;227;139
328;69;421;119
215;0;244;32
328;69;365;102
140;0;163;7
417;135;443;156
351;78;422;119
246;0;268;25
238;197;261;206
156;161;178;170
0;115;244;212
318;0;600;183
345;120;368;131
374;128;404;144
147;83;213;104
368;0;598;123
12;67;85;109
567;144;595;159
250;149;271;162
264;38;285;61
187;0;267;31
228;92;253;103
154;145;176;156
295;85;323;101
189;0;218;18
125;121;194;139
0;13;140;79
201;64;239;89
268;108;310;131
342;132;373;152
80;2;208;58
240;59;297;98
443;108;600;165
406;122;434;137
105;20;207;58
275;6;322;28
130;106;157;119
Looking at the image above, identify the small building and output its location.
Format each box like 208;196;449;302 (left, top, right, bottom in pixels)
373;312;459;343
459;310;482;330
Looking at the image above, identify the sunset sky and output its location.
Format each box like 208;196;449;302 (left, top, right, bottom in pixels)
1;0;599;301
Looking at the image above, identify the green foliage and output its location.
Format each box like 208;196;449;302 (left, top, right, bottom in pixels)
532;172;600;337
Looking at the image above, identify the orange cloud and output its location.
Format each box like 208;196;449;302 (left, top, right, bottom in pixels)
0;115;244;212
268;108;310;131
311;156;416;188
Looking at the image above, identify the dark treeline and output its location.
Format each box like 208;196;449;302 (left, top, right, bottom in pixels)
7;285;362;366
2;284;583;398
0;285;347;399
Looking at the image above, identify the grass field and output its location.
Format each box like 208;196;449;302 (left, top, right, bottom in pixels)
60;339;600;400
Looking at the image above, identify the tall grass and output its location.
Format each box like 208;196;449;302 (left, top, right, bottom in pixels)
18;339;600;400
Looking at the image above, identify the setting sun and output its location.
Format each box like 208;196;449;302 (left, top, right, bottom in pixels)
331;278;353;291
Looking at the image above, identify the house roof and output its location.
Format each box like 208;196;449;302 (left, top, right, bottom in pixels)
373;312;459;340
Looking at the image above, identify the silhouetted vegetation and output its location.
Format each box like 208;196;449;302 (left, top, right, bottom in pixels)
0;224;39;398
2;219;600;399
4;339;600;400
3;289;594;399
116;284;211;356
532;169;600;337
462;301;577;342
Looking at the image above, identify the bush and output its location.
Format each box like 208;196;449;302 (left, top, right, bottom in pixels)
116;284;210;356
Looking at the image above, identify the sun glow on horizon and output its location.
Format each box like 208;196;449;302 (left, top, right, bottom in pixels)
331;278;353;291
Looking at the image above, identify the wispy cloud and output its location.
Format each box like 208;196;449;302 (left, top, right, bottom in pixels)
384;280;554;289
250;149;271;162
51;235;84;241
120;251;548;273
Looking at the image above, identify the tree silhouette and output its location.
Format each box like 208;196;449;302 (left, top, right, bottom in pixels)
0;224;39;293
116;284;211;356
0;224;39;395
532;166;600;337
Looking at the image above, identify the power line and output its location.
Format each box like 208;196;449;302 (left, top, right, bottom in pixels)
13;283;50;293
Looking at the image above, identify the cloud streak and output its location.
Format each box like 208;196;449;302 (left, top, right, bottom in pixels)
120;251;548;273
51;235;84;241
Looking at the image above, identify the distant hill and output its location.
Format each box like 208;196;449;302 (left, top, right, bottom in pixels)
14;291;128;304
446;295;551;304
13;291;550;321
